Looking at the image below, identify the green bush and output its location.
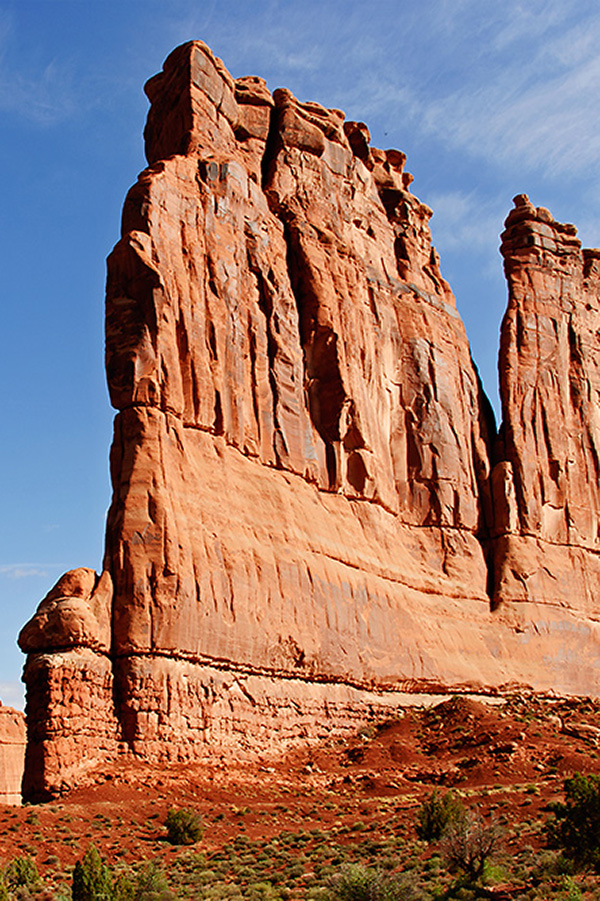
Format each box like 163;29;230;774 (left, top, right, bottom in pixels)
558;875;583;901
165;808;204;845
111;872;136;901
415;790;464;842
72;846;113;901
72;849;173;901
547;772;600;871
4;855;40;891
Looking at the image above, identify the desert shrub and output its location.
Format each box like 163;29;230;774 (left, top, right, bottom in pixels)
415;790;465;842
330;865;386;901
307;889;332;901
245;882;280;901
441;811;498;884
72;846;113;901
203;887;243;901
4;855;40;890
133;861;173;901
111;872;136;901
72;851;173;901
164;807;204;845
330;864;425;901
547;772;600;871
558;875;583;901
530;849;572;882
481;862;508;885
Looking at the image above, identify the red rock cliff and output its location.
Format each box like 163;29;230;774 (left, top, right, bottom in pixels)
19;43;600;801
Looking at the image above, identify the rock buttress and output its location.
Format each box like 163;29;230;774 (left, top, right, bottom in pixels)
103;42;507;757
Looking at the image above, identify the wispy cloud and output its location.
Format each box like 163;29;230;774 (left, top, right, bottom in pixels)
422;61;600;180
0;564;53;580
427;191;506;256
413;2;600;181
487;0;566;51
0;55;81;125
0;9;89;125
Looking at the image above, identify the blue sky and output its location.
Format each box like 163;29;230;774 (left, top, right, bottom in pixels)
1;0;600;709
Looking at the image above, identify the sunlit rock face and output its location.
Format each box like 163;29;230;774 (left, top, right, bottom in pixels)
18;42;600;802
0;707;25;805
491;194;600;617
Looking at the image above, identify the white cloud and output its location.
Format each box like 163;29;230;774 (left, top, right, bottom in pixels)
0;564;52;580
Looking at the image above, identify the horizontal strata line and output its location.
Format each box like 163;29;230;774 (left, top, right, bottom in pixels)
31;643;525;701
113;647;500;698
494;529;600;556
112;650;577;701
495;597;600;617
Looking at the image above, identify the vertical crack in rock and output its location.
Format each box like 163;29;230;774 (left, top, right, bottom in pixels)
281;220;346;490
259;94;347;490
245;235;289;469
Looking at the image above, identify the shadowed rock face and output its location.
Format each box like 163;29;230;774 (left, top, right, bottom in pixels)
18;42;600;801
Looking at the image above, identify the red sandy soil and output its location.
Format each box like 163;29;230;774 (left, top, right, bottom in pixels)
1;695;599;880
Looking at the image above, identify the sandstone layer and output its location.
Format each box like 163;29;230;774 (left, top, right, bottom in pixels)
19;42;600;801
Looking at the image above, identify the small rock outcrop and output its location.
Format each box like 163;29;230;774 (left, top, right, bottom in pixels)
0;707;25;805
18;42;600;801
19;568;120;799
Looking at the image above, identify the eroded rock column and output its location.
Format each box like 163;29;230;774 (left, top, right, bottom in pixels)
19;569;120;801
492;194;600;617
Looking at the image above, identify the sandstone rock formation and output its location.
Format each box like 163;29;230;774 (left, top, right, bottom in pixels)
0;706;26;805
18;41;600;801
491;194;600;618
20;568;120;800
